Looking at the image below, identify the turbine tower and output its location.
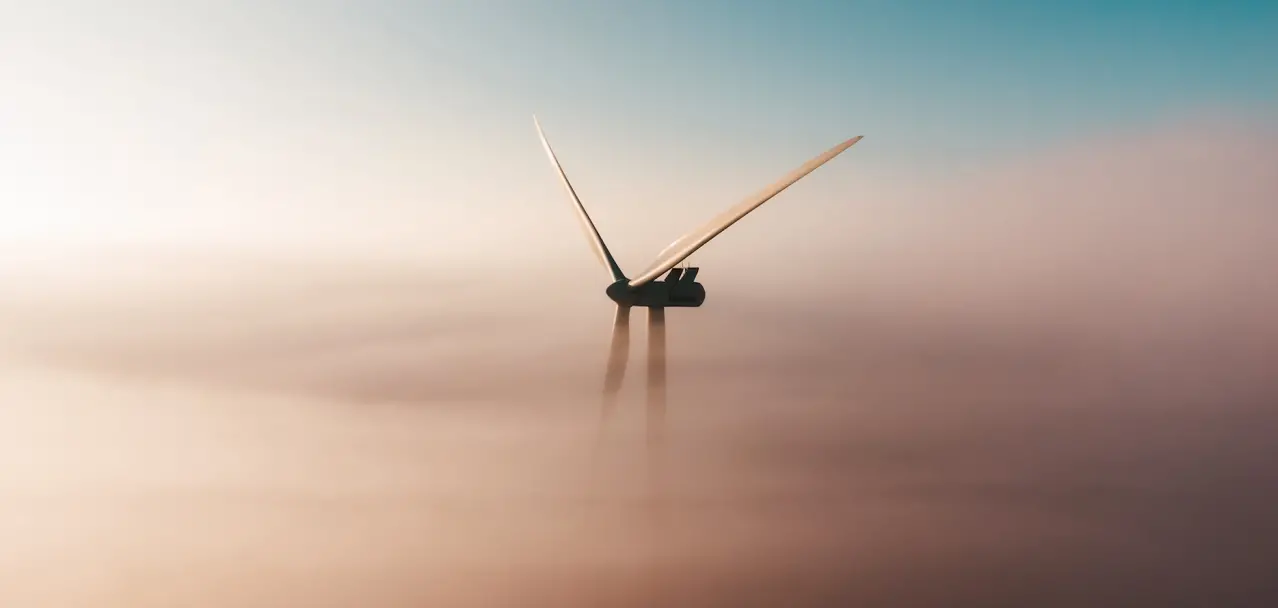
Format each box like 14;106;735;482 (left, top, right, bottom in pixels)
533;116;861;491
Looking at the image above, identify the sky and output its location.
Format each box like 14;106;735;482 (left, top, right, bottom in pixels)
1;0;1275;263
2;2;1278;606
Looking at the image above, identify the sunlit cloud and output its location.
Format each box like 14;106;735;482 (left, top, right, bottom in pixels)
3;115;1277;606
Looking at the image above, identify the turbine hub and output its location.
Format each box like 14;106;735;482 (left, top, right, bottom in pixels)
605;280;636;306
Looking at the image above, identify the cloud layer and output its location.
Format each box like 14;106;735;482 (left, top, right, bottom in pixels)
3;116;1277;606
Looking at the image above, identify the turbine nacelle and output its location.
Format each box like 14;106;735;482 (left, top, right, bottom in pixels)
606;268;706;308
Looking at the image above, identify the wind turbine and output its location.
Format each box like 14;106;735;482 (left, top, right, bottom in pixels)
533;116;862;488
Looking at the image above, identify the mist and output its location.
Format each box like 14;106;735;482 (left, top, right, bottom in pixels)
3;116;1278;606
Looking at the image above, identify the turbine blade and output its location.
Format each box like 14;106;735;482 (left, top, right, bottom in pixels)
534;115;626;282
646;307;667;502
628;135;863;288
595;305;631;453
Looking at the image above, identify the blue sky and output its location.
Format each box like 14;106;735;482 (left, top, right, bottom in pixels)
2;0;1275;260
339;0;1277;166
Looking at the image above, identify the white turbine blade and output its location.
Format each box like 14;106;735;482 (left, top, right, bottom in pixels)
628;135;863;288
602;305;631;409
533;115;626;282
592;305;631;479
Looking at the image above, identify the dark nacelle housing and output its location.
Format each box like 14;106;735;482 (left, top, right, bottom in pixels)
605;267;706;308
664;267;705;306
